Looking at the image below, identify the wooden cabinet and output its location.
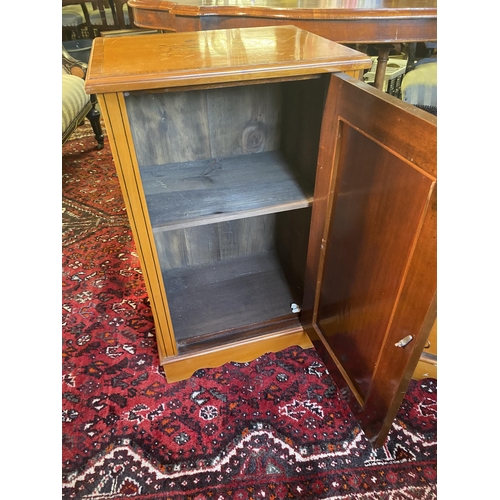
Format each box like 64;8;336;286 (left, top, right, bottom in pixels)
85;26;436;448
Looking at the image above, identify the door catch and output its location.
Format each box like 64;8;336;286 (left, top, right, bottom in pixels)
395;335;413;348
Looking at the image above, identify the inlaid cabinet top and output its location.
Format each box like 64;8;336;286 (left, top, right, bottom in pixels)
85;25;371;93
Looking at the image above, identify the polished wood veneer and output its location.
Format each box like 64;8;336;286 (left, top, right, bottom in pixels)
128;0;437;44
128;0;437;92
305;74;436;446
85;26;371;93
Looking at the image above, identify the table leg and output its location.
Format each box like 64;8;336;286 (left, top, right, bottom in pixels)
374;44;394;91
406;42;417;73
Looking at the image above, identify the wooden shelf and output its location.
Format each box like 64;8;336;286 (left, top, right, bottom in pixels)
162;251;297;343
140;150;313;231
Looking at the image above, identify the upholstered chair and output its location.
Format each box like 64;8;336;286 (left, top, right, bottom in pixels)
401;60;437;115
62;46;104;149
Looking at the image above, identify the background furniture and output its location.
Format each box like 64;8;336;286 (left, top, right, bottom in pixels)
62;0;136;39
363;55;408;98
88;0;134;33
128;0;437;90
62;47;104;149
86;26;436;448
62;3;89;39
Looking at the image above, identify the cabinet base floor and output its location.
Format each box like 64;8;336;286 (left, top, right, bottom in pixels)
160;327;313;383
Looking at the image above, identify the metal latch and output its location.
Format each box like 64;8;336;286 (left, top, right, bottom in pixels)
395;335;413;348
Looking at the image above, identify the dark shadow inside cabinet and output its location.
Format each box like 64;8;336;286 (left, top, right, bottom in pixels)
124;76;329;354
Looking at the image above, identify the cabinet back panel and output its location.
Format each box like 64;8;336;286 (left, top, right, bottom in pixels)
275;208;312;305
207;84;282;157
125;84;282;166
125;91;212;165
155;215;276;271
155;209;311;342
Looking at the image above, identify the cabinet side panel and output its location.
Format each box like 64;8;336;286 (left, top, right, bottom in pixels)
98;93;177;359
280;77;328;189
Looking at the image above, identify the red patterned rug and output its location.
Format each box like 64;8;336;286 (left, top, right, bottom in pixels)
62;134;437;499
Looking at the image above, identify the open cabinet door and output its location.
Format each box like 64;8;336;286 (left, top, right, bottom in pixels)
304;72;437;448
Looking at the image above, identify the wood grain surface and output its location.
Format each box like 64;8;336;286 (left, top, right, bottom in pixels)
85;25;372;93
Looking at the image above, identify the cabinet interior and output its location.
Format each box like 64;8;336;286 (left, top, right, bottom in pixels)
125;76;328;353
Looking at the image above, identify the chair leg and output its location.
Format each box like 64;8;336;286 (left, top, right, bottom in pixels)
86;94;104;149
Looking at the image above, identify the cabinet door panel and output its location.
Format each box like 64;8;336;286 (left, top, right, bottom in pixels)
309;73;436;447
